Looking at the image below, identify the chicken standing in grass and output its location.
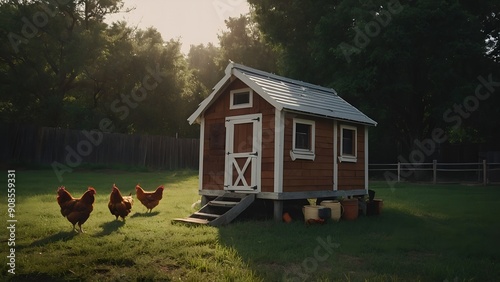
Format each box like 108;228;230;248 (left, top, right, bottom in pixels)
57;186;96;233
135;184;164;212
108;184;134;221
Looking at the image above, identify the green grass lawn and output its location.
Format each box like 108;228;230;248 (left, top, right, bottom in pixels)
1;169;499;281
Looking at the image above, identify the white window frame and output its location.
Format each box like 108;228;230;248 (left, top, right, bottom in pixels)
290;118;315;161
230;88;253;110
339;124;357;163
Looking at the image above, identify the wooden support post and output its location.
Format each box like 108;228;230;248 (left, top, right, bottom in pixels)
483;159;487;186
433;160;437;184
273;200;283;222
397;162;401;182
201;195;209;206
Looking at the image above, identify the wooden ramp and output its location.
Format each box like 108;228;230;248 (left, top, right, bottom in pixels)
173;193;255;226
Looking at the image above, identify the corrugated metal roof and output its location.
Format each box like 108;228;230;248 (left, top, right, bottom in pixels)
188;63;377;126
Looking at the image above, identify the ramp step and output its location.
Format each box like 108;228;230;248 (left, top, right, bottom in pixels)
209;200;239;207
220;193;249;199
172;217;209;225
175;194;255;227
194;212;221;218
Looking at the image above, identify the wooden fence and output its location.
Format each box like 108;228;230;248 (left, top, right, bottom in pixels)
369;161;500;185
0;124;199;170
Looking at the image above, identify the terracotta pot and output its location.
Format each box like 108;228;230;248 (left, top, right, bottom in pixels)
367;199;384;216
283;212;292;223
372;199;383;215
341;198;358;221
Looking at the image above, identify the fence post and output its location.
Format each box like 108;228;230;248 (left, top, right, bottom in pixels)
483;159;487;186
397;162;401;182
433;160;437;184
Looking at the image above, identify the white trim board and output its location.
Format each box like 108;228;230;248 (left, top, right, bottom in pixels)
198;118;205;191
365;126;369;191
333;120;338;191
274;110;285;193
339;124;358;163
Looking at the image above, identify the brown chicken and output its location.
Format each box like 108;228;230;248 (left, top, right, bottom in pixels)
57;186;96;233
108;184;134;221
135;184;164;212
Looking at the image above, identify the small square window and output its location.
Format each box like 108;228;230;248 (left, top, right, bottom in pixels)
340;125;357;162
291;118;315;161
342;128;354;156
230;88;253;109
295;123;311;150
233;92;250;105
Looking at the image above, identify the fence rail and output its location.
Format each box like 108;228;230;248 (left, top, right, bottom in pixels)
369;161;500;185
0;124;200;170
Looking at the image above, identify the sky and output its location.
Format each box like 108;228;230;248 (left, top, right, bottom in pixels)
105;0;250;54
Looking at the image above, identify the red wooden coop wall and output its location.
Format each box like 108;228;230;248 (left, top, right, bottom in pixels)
201;79;276;192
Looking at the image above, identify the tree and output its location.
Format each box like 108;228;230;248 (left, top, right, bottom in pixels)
186;14;282;103
0;0;124;127
0;1;199;137
217;14;281;74
80;25;199;137
188;43;223;98
249;0;500;161
121;31;198;136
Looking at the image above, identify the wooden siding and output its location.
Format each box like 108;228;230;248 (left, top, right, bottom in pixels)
282;113;334;192
337;123;365;190
202;79;275;192
199;78;367;194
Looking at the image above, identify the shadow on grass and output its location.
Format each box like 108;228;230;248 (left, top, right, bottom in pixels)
216;207;429;281
130;211;160;218
5;272;67;282
94;220;125;237
27;231;77;248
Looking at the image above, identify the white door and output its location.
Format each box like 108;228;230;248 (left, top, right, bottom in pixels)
224;114;262;193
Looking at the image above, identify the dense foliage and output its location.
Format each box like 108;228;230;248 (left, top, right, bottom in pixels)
248;0;500;161
1;0;499;160
0;0;199;136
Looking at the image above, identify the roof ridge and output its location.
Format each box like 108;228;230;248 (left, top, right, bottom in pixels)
230;63;337;95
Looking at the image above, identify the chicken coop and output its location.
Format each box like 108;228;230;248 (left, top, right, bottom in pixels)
174;63;377;225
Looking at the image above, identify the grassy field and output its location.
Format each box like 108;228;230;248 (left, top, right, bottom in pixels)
1;169;500;281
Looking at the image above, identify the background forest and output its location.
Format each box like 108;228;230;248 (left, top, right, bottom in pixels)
1;0;499;163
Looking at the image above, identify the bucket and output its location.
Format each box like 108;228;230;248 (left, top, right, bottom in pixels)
368;189;376;202
341;198;358;220
318;207;331;220
302;205;322;222
320;200;343;221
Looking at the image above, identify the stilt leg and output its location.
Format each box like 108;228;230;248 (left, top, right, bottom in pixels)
201;195;209;206
273;200;283;222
